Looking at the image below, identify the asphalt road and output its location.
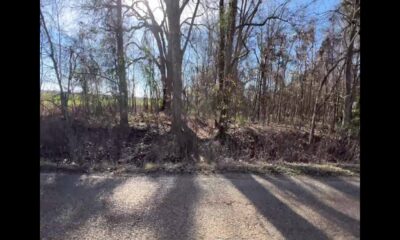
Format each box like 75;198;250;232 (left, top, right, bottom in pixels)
40;173;359;240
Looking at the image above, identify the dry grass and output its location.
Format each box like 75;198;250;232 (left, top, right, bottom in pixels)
40;158;359;177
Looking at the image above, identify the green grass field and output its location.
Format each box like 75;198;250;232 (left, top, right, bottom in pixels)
41;91;151;110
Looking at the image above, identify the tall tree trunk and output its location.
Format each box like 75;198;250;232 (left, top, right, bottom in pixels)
309;96;319;144
164;0;200;157
217;0;226;132
164;61;173;111
160;66;169;111
165;0;183;134
116;0;128;129
256;71;262;121
131;83;136;114
342;23;357;128
309;59;341;144
217;0;237;136
142;0;170;113
330;90;339;133
260;58;267;123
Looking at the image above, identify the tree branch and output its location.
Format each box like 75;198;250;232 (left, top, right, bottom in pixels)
182;0;200;54
180;0;190;14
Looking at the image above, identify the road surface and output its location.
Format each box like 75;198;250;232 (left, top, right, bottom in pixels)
40;173;359;240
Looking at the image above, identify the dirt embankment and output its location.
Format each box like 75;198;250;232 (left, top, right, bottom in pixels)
40;115;359;175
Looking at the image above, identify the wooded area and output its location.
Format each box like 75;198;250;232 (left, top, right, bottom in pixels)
40;0;360;168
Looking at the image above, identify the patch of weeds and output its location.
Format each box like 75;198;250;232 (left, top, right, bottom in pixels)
333;163;360;174
41;157;359;177
265;164;300;175
143;162;160;172
279;162;357;176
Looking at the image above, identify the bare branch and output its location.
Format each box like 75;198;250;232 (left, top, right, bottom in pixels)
180;0;190;14
182;0;200;54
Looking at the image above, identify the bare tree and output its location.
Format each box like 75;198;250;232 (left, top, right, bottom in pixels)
116;0;129;129
341;0;360;129
162;0;200;154
40;7;69;121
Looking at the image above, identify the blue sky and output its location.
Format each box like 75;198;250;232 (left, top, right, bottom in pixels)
41;0;340;97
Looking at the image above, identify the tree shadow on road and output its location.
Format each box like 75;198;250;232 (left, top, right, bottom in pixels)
40;173;125;239
102;174;200;240
262;175;360;238
146;174;199;239
41;173;200;240
223;174;330;240
309;176;360;200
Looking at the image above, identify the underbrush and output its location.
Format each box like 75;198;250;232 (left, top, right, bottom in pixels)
222;125;359;163
40;113;359;175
